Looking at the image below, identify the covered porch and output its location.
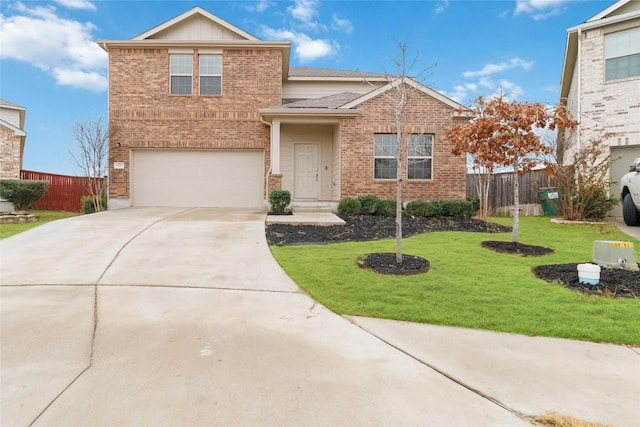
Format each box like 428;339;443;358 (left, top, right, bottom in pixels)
259;94;360;208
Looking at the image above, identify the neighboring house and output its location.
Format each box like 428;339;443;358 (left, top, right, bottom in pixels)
0;99;27;211
559;0;640;216
98;7;471;210
0;99;26;180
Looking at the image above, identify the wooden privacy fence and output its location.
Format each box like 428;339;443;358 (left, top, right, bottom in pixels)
20;170;107;212
467;169;558;216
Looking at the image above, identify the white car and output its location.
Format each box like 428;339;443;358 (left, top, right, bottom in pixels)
621;157;640;226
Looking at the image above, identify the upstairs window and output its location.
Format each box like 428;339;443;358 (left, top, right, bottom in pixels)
374;134;398;179
170;55;192;95
200;55;222;95
408;134;433;180
605;27;640;81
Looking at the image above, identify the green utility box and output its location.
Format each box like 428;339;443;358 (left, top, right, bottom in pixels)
538;187;562;216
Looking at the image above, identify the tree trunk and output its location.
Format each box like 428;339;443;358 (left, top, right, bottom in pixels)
512;167;520;243
396;159;403;264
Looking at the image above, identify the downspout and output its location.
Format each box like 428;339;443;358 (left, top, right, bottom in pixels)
577;26;582;151
260;117;271;214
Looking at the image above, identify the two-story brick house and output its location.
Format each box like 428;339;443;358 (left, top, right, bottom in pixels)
99;7;471;210
559;0;640;216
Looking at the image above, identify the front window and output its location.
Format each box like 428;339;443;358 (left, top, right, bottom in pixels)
170;55;192;95
200;55;222;95
605;27;640;81
374;134;398;179
408;134;433;180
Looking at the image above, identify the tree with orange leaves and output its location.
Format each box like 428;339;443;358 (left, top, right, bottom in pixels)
446;95;577;243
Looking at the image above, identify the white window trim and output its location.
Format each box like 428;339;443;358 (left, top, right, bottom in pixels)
604;26;640;82
169;54;193;95
408;134;434;181
373;134;398;181
199;54;222;96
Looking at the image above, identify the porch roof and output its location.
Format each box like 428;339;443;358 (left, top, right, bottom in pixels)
259;92;360;122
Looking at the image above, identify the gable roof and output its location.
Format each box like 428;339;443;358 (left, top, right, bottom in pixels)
132;6;258;41
560;0;640;102
0;99;25;110
341;76;472;116
260;77;471;121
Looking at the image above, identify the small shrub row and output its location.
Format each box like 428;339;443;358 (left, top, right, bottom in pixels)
0;179;48;210
337;195;477;219
406;199;477;219
337;195;398;217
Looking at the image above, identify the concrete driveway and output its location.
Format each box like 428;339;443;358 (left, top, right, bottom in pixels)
1;208;638;426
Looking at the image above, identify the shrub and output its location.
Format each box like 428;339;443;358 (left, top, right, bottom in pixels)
441;200;475;218
81;193;108;214
375;199;397;217
583;188;617;220
269;190;291;214
406;199;475;219
0;179;48;210
467;196;480;216
406;200;440;218
337;197;361;215
357;194;379;215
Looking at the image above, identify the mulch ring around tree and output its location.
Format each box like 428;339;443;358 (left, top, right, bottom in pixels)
482;241;554;256
533;263;640;298
357;253;430;275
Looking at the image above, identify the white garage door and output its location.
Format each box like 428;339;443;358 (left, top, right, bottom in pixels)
131;149;264;208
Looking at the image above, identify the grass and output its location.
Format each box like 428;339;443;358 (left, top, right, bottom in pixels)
0;210;82;239
270;216;640;346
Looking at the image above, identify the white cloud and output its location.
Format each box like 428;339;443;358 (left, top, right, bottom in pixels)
435;0;450;14
245;0;273;13
463;57;533;78
514;0;571;20
0;2;107;91
260;26;336;62
331;13;353;34
288;0;319;23
53;0;96;11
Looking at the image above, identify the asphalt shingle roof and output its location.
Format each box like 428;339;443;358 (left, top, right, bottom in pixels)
279;92;363;109
289;67;386;79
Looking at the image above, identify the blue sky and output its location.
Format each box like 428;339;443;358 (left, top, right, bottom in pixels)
1;0;614;175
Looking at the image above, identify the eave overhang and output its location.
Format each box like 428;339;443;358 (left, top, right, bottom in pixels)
259;108;359;123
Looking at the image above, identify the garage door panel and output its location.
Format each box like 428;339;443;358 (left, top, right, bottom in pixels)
132;150;264;208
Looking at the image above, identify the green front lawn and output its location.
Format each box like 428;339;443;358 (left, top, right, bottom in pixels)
0;210;81;239
271;216;640;345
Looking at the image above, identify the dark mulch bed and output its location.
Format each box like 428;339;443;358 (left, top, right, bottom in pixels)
266;214;511;246
482;241;554;257
357;253;430;275
533;264;640;298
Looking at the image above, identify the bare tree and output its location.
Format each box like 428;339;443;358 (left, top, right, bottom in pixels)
70;117;108;212
374;42;434;263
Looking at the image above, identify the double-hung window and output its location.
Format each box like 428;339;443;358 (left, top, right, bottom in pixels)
605;27;640;81
374;134;398;179
170;55;192;95
199;55;222;95
373;133;434;180
408;134;433;180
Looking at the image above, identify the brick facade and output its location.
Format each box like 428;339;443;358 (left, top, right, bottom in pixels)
339;88;467;201
108;47;282;199
564;22;640;161
0;127;22;180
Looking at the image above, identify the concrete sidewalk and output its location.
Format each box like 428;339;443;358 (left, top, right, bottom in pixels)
1;208;639;426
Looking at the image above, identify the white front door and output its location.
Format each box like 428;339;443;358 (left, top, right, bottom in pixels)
294;144;319;199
